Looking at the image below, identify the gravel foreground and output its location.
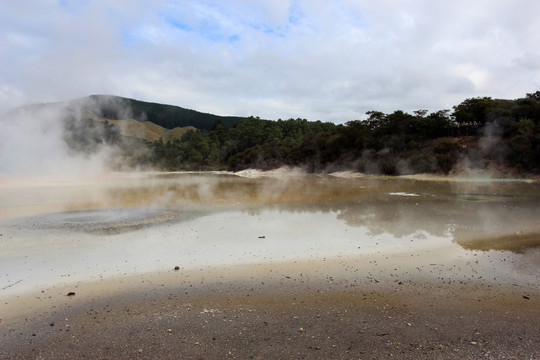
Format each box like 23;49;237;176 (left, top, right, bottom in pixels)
2;261;539;360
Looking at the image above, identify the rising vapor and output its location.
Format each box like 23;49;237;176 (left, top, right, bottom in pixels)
0;96;130;180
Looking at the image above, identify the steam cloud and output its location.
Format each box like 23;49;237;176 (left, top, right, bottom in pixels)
0;97;131;180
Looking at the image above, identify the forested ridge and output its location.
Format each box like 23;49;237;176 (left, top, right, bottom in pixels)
87;95;246;130
12;92;540;175
136;92;540;175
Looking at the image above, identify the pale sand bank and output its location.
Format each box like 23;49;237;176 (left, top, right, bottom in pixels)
2;251;539;359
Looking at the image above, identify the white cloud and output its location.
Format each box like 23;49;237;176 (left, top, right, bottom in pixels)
1;0;539;122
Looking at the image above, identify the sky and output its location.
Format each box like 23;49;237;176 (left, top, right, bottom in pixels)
1;0;539;123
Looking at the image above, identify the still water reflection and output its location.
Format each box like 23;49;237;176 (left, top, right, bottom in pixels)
2;172;540;252
1;171;539;295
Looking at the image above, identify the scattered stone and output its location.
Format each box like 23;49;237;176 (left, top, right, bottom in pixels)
66;292;76;297
523;295;530;300
50;322;55;327
174;266;180;271
258;236;266;239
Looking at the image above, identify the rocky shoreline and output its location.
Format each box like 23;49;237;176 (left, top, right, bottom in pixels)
2;256;539;359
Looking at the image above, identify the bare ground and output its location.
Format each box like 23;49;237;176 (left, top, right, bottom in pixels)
2;261;539;360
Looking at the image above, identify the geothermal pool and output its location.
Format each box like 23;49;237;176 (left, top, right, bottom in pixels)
1;171;539;297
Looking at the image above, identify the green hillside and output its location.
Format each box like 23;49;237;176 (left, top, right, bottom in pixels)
86;95;245;131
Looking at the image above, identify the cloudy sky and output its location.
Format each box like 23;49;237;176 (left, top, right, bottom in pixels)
1;0;539;123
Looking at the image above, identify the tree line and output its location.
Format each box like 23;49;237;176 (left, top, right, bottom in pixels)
79;92;540;175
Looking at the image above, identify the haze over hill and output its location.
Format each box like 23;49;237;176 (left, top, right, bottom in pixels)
0;94;248;177
1;92;539;178
84;95;247;131
7;95;246;130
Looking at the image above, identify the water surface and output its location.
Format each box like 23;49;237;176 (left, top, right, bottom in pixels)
1;171;539;295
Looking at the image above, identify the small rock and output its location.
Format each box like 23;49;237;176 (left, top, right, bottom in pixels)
258;236;266;239
66;292;76;297
523;295;530;300
174;266;180;271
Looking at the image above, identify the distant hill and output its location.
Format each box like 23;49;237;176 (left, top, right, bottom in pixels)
85;95;246;131
5;95;248;133
3;94;250;148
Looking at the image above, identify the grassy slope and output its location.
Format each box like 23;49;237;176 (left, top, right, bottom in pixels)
97;118;196;142
83;108;196;143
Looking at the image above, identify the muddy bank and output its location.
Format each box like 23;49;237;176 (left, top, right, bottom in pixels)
1;260;539;359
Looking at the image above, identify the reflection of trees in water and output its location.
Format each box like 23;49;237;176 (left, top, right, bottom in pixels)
97;174;540;250
102;175;380;208
337;199;540;250
336;200;450;238
241;199;450;238
448;201;540;251
245;197;540;251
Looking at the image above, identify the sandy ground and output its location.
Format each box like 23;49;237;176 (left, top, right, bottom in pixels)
2;253;539;360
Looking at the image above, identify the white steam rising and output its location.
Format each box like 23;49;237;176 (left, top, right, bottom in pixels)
0;97;127;180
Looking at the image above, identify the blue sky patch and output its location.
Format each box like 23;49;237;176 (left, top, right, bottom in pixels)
162;16;192;32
